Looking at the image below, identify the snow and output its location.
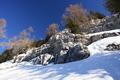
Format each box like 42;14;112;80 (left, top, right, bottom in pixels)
0;31;120;80
0;51;120;80
88;29;120;36
88;36;120;55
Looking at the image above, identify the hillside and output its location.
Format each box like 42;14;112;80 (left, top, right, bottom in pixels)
1;14;120;80
0;35;120;80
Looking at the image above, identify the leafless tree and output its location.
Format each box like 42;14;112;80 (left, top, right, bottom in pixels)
46;23;58;40
63;4;89;33
6;27;34;62
0;19;6;38
7;27;34;56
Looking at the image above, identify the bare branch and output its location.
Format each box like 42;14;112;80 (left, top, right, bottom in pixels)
0;19;7;38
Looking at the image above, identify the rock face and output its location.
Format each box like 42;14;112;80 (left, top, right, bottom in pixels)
65;45;90;63
89;31;120;44
16;29;90;65
89;14;120;33
86;14;120;44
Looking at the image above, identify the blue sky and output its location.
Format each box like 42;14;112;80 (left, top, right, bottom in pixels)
0;0;110;53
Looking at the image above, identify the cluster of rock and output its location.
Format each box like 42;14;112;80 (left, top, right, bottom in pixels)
88;31;120;44
105;43;120;51
14;29;90;65
78;13;120;44
89;14;120;33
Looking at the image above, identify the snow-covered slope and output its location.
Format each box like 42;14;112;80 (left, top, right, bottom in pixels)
88;36;120;55
0;35;120;80
0;51;120;80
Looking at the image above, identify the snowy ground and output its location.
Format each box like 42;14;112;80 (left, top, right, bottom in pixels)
88;29;120;36
0;51;120;80
0;34;120;80
88;36;120;55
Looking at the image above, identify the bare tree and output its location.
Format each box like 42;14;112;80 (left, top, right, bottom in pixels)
7;27;34;56
0;19;6;38
20;26;33;40
63;4;89;34
46;23;58;40
6;27;34;63
0;19;7;48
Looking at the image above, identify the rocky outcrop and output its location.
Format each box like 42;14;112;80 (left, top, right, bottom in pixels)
86;14;120;44
15;29;90;65
21;44;51;62
89;14;120;33
105;43;120;51
65;44;90;63
31;53;53;65
89;31;120;44
14;29;120;65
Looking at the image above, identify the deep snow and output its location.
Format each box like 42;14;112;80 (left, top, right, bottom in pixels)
0;51;120;80
0;32;120;80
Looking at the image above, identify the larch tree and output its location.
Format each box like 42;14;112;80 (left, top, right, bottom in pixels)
0;19;6;38
46;23;58;41
7;27;34;57
0;19;7;47
63;4;89;34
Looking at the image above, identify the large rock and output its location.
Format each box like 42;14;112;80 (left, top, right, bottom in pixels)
21;44;51;61
31;53;54;65
65;44;90;63
15;29;90;65
48;29;90;64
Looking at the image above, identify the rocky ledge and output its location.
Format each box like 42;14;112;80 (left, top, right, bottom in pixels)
14;29;90;65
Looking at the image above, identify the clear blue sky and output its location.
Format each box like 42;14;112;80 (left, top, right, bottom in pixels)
0;0;110;53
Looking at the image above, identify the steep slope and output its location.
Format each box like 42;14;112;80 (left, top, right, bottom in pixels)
0;35;120;80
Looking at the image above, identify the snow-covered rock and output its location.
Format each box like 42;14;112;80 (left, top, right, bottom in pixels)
31;53;53;65
88;29;120;44
22;44;51;62
15;29;90;65
89;13;120;33
13;53;26;63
